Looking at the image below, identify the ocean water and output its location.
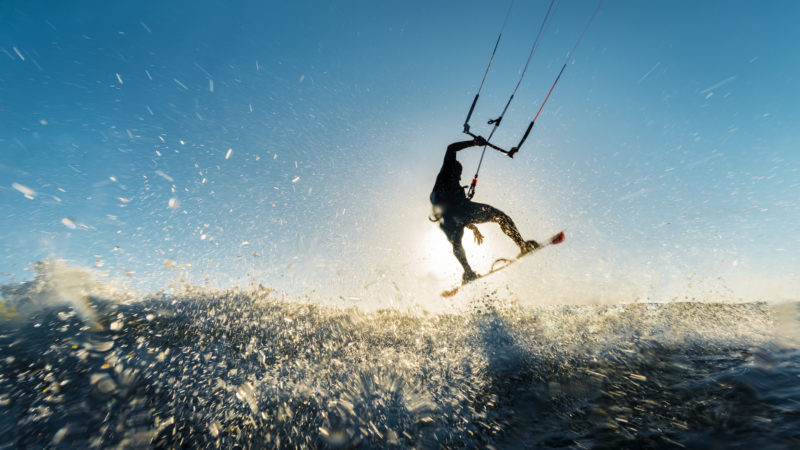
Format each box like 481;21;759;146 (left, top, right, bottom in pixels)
1;262;798;448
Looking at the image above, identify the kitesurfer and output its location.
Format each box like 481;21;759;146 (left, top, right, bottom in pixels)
430;136;539;283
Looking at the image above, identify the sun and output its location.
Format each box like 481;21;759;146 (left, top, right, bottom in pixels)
420;226;504;280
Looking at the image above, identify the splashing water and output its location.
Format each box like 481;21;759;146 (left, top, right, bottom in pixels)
1;263;798;447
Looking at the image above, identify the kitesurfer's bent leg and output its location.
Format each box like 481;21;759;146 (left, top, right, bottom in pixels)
467;202;538;253
440;222;478;282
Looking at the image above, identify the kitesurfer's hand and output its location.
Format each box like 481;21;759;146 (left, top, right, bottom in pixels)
468;225;484;245
473;135;488;147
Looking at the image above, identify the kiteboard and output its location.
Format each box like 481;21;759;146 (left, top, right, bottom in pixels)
441;230;565;297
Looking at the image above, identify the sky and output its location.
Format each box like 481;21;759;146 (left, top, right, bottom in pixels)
1;1;798;303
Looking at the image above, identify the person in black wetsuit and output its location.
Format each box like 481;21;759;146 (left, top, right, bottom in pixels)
430;135;538;283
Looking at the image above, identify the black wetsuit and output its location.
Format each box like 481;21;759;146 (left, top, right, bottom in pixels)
430;140;472;207
430;139;530;279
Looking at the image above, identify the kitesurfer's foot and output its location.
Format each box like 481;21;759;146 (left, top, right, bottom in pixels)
462;269;479;284
518;240;540;257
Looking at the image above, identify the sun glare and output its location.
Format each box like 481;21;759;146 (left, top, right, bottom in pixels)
420;225;511;280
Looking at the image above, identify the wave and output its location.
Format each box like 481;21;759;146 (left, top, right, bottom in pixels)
0;262;797;447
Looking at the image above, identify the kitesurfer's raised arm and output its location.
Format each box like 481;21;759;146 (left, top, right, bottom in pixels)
444;135;488;163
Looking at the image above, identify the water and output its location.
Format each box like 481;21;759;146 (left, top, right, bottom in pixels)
1;262;798;448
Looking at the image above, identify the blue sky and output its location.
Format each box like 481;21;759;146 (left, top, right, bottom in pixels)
1;1;798;300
